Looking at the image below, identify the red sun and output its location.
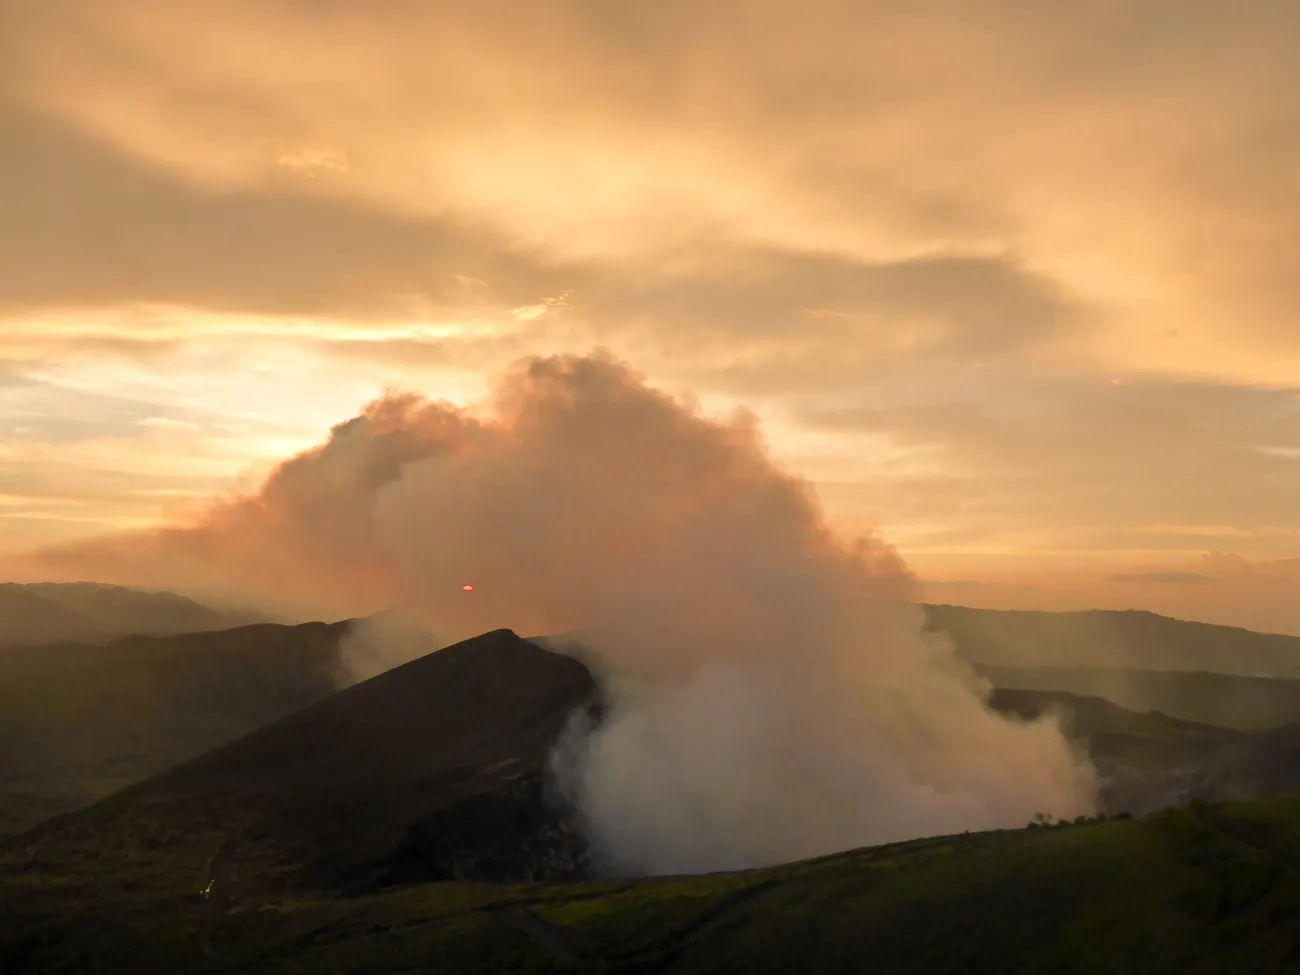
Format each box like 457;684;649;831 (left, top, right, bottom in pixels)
461;584;475;592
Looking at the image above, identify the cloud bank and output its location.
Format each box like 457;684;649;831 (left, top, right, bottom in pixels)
23;351;1095;871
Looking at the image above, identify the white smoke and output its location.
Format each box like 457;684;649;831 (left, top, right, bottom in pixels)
335;610;447;686
27;350;1096;872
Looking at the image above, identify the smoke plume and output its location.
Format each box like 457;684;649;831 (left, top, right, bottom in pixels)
28;351;1096;872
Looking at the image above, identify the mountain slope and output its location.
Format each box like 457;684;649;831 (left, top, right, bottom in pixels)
8;604;1300;840
0;585;101;646
13;628;598;896
0;620;348;836
926;603;1300;677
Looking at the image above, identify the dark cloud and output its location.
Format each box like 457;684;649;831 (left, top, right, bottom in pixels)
575;249;1086;372
0;102;569;317
0;97;1087;388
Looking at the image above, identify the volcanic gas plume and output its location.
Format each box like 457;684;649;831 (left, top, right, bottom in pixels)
25;351;1097;872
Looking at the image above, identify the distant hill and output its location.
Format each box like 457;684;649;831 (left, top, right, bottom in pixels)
988;688;1300;816
0;620;348;836
925;603;1300;678
980;664;1300;730
0;581;271;648
13;629;597;893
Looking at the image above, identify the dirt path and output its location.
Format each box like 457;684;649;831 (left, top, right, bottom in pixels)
492;876;784;974
199;836;240;961
498;907;585;967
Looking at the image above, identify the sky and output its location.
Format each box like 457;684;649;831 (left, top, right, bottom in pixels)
2;1;1300;633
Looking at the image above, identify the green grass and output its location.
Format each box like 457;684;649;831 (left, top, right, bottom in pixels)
6;796;1300;973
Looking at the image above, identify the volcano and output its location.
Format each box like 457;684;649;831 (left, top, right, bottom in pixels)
13;628;599;898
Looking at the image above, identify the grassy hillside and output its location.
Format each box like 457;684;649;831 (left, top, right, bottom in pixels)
926;603;1300;678
4;795;1300;973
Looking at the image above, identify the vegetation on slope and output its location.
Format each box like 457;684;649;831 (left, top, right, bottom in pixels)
4;795;1300;973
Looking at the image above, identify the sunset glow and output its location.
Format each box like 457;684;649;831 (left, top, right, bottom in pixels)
4;1;1300;632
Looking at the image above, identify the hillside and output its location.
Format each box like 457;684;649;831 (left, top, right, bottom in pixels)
0;581;267;648
4;793;1300;972
5;624;1300;971
989;689;1300;816
982;664;1300;730
925;603;1300;678
11;628;598;899
8;604;1300;840
0;620;347;836
0;585;100;647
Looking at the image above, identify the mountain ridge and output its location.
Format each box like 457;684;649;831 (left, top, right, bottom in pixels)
0;581;272;648
13;627;599;895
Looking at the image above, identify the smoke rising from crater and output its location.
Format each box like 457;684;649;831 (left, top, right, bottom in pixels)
27;351;1096;871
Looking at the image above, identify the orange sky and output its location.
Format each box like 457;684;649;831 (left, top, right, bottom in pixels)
3;1;1300;632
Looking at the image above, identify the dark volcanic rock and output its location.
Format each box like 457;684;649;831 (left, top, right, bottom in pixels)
375;770;591;886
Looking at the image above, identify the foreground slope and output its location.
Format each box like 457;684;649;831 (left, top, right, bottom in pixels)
4;796;1300;973
11;628;597;898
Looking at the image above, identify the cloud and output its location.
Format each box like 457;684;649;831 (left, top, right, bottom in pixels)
0;98;1089;391
5;1;1300;633
0;103;571;319
572;249;1088;390
7;1;1300;382
21;351;1095;872
5;0;1294;379
1111;571;1217;586
795;375;1300;553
